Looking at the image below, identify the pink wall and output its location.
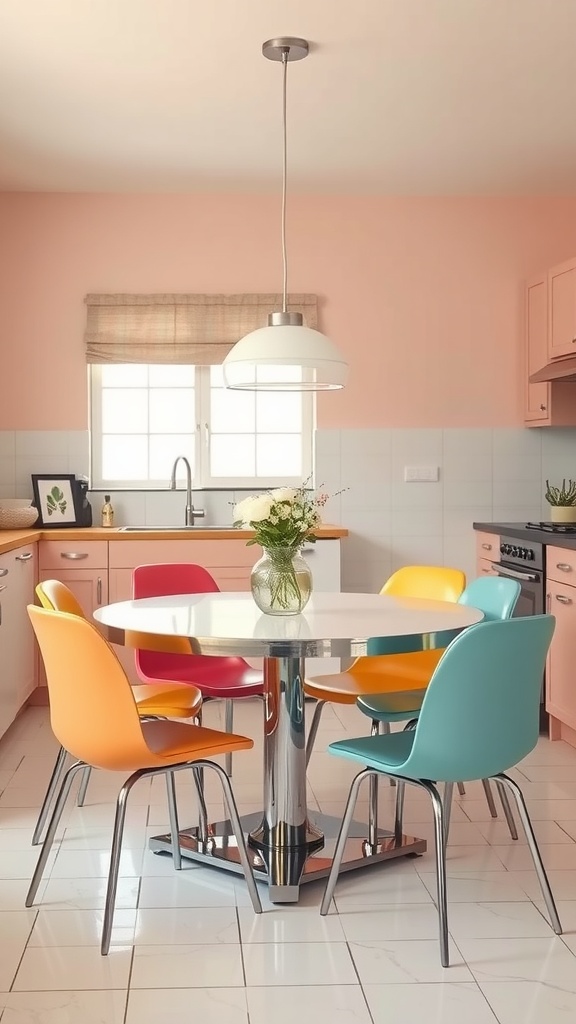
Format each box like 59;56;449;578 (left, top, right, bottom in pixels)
2;193;576;430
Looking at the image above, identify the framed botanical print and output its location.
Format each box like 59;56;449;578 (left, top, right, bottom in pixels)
31;474;80;528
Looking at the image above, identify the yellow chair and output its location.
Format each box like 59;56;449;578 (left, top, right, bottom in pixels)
26;605;262;954
32;580;203;846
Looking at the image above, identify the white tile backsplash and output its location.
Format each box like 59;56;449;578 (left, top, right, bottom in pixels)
317;426;576;589
2;426;575;592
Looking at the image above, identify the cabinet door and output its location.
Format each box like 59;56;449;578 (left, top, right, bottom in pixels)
525;274;551;423
0;545;38;737
546;580;576;731
549;259;576;359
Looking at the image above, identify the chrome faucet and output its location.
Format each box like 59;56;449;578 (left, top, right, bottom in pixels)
169;456;205;527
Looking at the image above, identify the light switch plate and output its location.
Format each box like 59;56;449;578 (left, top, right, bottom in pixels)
404;465;440;482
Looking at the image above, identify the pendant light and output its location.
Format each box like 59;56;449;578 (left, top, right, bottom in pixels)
223;37;349;392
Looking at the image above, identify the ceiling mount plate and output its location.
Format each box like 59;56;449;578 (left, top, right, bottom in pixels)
262;37;309;62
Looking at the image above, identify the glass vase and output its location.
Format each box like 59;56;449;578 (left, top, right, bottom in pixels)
250;546;312;616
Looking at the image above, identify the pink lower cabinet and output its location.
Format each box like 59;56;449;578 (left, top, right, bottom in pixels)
38;540;108;689
546;545;576;744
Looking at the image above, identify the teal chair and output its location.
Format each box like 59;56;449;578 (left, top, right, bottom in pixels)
358;576;521;839
320;615;561;967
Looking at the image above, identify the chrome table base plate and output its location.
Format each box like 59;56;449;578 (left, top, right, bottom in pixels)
148;811;427;902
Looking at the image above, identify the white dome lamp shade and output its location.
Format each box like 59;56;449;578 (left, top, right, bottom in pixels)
223;38;349;393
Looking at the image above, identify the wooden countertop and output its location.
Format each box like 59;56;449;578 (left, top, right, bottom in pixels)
0;524;348;556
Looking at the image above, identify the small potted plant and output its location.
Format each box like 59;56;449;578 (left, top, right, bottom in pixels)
545;478;576;523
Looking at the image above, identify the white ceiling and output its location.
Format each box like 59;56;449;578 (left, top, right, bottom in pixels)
1;0;576;193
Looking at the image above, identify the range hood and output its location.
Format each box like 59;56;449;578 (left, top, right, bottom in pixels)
530;356;576;383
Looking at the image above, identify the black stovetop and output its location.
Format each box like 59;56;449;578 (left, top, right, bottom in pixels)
526;522;576;534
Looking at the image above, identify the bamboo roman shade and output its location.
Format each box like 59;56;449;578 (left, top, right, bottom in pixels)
84;293;318;365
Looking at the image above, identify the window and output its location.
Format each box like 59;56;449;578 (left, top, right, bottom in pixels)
89;363;313;489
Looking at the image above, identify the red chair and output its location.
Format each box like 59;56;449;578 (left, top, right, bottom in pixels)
133;562;264;777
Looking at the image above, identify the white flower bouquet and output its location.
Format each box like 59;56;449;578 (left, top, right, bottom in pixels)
233;484;330;613
233;485;327;550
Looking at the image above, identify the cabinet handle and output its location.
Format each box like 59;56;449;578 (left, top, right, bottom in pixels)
481;542;492;550
547;592;551;612
0;584;6;592
555;594;573;605
481;567;492;574
60;552;89;560
0;568;8;577
97;577;102;605
572;337;576;343
556;563;573;572
540;404;547;411
15;552;33;561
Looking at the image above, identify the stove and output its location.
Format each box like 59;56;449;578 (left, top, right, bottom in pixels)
525;521;576;534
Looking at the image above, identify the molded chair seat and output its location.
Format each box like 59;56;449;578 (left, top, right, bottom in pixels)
320;615;561;967
26;605;261;954
31;580;203;846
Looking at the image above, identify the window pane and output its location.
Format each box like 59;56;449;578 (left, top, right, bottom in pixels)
256;391;301;432
102;436;148;480
102;389;148;432
149;388;195;432
149;365;195;386
211;387;255;433
257;434;302;477
101;364;148;387
149;436;195;480
211;435;255;477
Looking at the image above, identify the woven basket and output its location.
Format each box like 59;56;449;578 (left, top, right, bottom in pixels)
0;506;39;530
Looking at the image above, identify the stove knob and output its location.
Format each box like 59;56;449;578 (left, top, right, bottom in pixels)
527;549;535;561
500;543;506;555
520;547;527;560
511;545;519;557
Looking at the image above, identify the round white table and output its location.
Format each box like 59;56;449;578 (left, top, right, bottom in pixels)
94;591;483;901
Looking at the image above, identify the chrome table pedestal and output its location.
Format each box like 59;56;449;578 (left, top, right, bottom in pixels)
148;654;427;900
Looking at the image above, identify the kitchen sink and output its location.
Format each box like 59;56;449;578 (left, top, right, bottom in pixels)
118;525;232;532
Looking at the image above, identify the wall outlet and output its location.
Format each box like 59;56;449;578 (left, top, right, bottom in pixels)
404;465;440;483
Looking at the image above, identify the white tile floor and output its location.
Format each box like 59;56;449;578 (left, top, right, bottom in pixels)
0;700;575;1023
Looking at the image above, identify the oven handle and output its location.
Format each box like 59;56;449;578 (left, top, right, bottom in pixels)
494;564;539;583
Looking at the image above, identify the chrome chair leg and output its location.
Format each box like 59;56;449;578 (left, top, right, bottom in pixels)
421;778;450;967
224;699;233;777
457;782;466;796
443;782;454;843
305;700;326;767
496;773;562;934
494;778;518;840
26;760;86;907
32;744;68;846
192;706;209;843
394;776;405;841
192;766;209;844
165;771;182;870
102;770;143;955
76;765;92;807
205;760;262;914
368;720;381;848
481;778;498;818
321;767;374;915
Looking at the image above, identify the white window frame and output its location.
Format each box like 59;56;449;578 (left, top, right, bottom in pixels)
89;364;314;490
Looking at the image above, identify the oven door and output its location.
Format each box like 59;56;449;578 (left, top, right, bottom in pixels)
493;562;544;617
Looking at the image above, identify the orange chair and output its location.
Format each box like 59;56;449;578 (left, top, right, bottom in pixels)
305;565;466;762
32;580;203;846
26;605;261;955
